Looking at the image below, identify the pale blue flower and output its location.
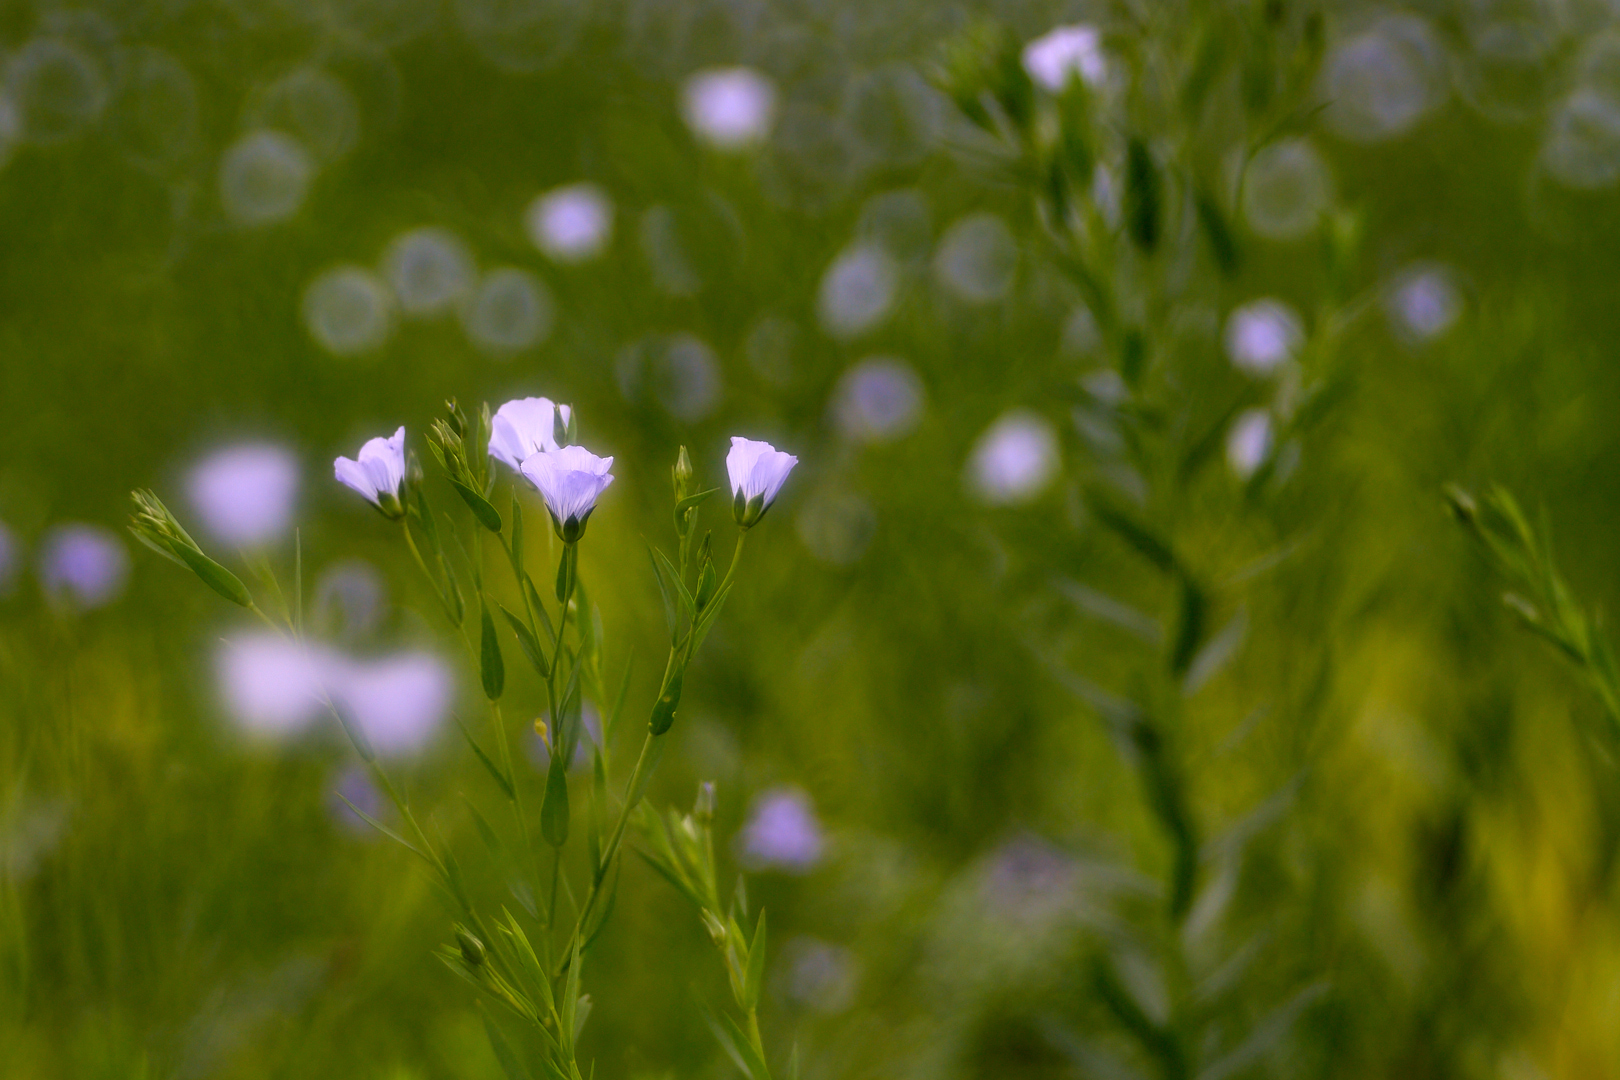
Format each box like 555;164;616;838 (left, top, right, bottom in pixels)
334;427;406;517
520;444;614;541
727;437;798;528
489;397;572;473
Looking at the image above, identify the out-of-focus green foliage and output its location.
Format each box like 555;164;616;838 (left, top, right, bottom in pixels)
9;0;1620;1077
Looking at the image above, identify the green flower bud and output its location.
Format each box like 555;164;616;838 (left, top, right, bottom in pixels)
456;927;485;967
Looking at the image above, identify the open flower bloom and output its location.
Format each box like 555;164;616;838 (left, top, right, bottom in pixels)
334;427;407;518
727;437;798;528
520;445;614;542
489;396;573;472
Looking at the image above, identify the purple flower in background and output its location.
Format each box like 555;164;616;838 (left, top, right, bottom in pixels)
333;651;453;757
967;411;1059;505
527;184;614;263
217;632;337;739
834;357;924;444
1023;24;1108;92
981;834;1078;924
328;765;385;837
1224;299;1303;376
187;443;300;547
737;787;824;873
682;68;776;150
39;525;128;609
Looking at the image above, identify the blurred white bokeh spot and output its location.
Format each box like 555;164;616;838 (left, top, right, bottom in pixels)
382;227;476;317
463;268;552;355
818;243;897;338
1022;24;1108;92
797;488;876;566
934;213;1017;304
334;651;453;757
303;265;394;356
220;129;314;226
834;356;925;444
1542;90;1620;190
1243;138;1333;240
1320;15;1446;143
1226;409;1273;480
1385;265;1461;343
7;37;108;145
248;67;359;163
218;633;335;739
737;787;824;873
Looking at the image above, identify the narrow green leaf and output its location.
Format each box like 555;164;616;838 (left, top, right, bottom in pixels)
719;1010;771;1080
457;716;515;800
1194;185;1239;277
293;528;303;633
582;864;620;951
646;542;679;644
1086;489;1179;575
525;575;557;648
500;603;550;678
626;736;665;810
452;478;504;532
1169;575;1207;677
588;749;607;875
654;547;697;617
463;797;507;862
481;602;506;700
336;793;429;863
743;910;768;1011
1124;136;1160;253
482;1012;533;1080
672;487;721;533
541;753;570;848
561;937;583;1055
174;544;255;608
636;849;707;911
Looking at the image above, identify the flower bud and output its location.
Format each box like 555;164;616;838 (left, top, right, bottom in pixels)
694;781;717;824
674;445;694;500
444;398;467;440
128;489;256;608
456;927;486;967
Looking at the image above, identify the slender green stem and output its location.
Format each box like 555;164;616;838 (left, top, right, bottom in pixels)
558;728;657;972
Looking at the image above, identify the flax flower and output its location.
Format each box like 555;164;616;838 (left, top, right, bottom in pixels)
520;445;614;542
726;437;798;528
334;427;407;518
489;397;572;472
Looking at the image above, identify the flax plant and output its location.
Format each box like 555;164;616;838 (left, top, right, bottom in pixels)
932;7;1348;1075
131;397;797;1080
